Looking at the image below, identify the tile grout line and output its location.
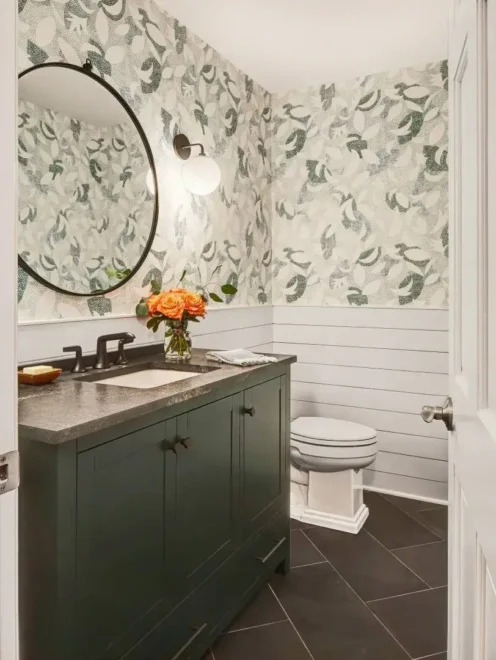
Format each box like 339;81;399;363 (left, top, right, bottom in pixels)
363;528;432;589
392;540;446;551
366;585;447;605
268;584;317;660
413;652;448;659
415;506;446;513
377;494;444;541
301;531;414;660
292;560;327;569
225;619;288;635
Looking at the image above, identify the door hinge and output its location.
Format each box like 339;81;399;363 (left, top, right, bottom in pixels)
0;451;19;495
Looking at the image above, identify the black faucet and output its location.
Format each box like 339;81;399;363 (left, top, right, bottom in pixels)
63;345;87;373
94;333;135;370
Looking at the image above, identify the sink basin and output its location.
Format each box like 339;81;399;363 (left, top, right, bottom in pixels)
76;362;219;389
95;369;197;389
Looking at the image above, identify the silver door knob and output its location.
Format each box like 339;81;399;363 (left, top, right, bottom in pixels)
421;397;454;431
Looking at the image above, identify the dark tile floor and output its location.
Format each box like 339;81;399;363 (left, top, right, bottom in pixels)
204;491;448;660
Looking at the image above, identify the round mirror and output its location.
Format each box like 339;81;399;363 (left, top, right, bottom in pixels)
18;61;158;296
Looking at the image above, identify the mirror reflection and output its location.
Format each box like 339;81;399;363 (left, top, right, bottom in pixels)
18;63;157;296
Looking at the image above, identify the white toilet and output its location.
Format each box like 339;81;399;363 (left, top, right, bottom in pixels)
290;417;378;534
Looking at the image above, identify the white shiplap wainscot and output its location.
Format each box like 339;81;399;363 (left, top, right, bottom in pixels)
273;305;449;503
18;305;273;364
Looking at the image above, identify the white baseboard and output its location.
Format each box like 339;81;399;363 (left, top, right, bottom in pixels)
294;503;370;535
363;485;448;506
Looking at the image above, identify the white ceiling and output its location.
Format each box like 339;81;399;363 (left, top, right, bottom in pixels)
159;0;449;93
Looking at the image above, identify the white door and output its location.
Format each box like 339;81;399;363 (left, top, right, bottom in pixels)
0;1;19;659
444;0;496;657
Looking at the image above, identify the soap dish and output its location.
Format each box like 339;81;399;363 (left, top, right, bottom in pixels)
18;368;62;386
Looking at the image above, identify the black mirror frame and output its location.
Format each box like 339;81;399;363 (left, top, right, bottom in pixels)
17;59;159;298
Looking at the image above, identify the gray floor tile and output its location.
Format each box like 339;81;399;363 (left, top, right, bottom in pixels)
393;542;448;588
304;526;427;601
411;507;448;541
212;621;312;660
290;530;325;568
271;562;409;660
364;492;440;549
226;585;286;633
382;493;444;514
290;517;314;531
368;587;448;658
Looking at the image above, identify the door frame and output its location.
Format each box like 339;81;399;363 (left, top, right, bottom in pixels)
0;1;19;658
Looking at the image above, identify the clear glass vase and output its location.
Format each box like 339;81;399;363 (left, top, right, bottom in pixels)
164;320;191;362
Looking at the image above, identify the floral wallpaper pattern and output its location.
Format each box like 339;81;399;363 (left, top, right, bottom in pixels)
270;61;449;307
18;99;154;295
18;0;272;320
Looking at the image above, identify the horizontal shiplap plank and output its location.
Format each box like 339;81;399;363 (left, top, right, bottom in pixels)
363;470;448;503
273;343;448;374
273;306;448;330
273;324;447;352
292;363;448;396
376;431;448;461
290;400;447;439
370;452;448;483
292;382;445;414
194;325;272;351
248;343;274;353
192;306;273;336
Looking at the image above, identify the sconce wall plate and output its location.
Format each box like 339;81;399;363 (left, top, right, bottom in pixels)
173;134;193;161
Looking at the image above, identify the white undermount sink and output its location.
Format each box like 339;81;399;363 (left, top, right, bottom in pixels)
98;369;197;389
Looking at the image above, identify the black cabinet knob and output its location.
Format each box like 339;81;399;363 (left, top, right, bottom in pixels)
243;407;256;417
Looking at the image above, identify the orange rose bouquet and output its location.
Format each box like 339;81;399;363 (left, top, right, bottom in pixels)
136;272;237;361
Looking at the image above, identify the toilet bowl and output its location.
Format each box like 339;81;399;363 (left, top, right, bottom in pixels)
290;417;378;534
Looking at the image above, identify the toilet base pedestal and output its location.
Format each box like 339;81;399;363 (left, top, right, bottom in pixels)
290;468;369;534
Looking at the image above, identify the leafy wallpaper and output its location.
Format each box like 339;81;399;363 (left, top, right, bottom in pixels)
271;61;449;307
18;0;448;320
18;0;272;320
18;99;154;295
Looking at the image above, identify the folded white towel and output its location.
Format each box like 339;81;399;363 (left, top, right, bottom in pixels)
206;349;277;367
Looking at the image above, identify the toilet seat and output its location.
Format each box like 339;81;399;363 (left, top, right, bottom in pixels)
290;416;378;472
291;417;377;443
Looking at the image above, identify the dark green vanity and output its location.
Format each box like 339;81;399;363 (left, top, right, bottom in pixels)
18;351;294;660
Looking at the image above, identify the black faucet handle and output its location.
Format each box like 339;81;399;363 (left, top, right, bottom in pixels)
113;338;133;366
63;345;87;374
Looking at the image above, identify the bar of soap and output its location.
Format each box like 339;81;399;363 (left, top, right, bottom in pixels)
22;365;54;375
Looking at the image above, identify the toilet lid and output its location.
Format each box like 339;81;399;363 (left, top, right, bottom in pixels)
291;416;377;445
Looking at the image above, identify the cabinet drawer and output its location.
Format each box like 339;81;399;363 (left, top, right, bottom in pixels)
122;551;240;660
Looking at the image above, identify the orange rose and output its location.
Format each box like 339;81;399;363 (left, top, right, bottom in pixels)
155;292;186;320
183;292;206;318
146;293;162;315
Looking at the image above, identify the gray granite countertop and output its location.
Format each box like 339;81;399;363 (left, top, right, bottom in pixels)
18;348;296;445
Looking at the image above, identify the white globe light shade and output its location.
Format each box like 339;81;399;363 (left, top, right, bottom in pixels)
182;155;221;195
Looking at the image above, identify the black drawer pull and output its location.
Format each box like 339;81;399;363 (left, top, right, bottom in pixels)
170;623;208;660
256;537;287;565
243;406;256;417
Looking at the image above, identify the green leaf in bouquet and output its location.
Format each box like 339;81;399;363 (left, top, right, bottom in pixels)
136;301;149;317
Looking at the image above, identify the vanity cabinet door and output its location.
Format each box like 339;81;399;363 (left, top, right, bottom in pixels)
242;377;287;538
167;395;240;599
75;421;168;660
